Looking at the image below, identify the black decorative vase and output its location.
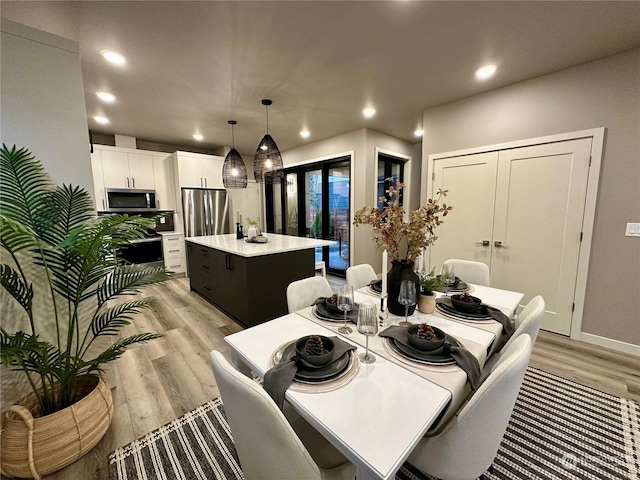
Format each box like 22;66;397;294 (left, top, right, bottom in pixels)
387;260;420;316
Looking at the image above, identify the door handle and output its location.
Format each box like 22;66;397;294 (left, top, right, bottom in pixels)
494;241;508;248
204;177;208;187
126;177;130;188
132;177;136;188
102;199;105;210
475;240;490;246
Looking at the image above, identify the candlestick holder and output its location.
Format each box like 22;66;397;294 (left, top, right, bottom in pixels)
379;294;388;327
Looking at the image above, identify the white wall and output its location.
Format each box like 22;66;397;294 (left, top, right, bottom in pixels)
1;19;94;198
1;20;96;408
282;128;416;272
421;49;640;347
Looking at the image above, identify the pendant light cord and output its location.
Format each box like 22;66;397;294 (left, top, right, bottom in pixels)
265;104;269;135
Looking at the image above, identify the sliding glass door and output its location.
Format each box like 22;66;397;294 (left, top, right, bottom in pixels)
267;156;351;276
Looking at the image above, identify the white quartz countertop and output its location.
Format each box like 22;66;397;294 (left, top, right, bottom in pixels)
185;233;335;257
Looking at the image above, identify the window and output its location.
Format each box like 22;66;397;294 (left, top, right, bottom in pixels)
377;154;404;209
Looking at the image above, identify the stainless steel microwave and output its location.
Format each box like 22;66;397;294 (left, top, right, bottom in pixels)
106;189;157;212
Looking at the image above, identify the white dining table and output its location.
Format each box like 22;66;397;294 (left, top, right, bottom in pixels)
224;284;524;480
225;313;451;480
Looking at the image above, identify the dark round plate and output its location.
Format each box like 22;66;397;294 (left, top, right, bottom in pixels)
436;301;491;320
315;303;358;322
281;343;351;382
436;276;469;292
370;280;382;293
391;334;461;364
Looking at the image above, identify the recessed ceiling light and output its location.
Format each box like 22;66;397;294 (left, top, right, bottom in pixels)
362;107;376;118
414;129;424;137
475;64;497;80
100;49;126;65
193;134;203;141
96;91;116;103
300;130;310;139
93;116;109;124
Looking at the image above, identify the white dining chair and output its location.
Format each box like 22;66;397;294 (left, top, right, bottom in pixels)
443;258;491;286
407;335;533;480
210;351;355;480
504;295;545;351
345;264;377;289
286;276;333;313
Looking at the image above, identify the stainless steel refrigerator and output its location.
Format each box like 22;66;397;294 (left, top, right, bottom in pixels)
182;188;230;236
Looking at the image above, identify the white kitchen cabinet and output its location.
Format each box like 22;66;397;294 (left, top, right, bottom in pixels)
202;157;224;189
127;153;155;189
100;149;154;189
161;233;186;274
152;154;176;210
90;151;106;211
173;151;224;189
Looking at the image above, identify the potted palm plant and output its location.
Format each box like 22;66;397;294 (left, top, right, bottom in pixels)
0;145;171;478
417;268;444;314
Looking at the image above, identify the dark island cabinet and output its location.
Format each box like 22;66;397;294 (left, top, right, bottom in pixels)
186;240;314;327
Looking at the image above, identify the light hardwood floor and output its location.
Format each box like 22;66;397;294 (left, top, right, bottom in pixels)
44;276;638;480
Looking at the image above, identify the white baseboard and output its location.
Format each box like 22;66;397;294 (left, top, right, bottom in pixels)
578;332;640;356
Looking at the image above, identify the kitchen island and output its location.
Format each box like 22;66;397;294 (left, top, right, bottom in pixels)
186;234;335;327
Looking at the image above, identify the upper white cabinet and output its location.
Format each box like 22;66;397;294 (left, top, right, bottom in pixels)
152;154;176;210
91;146;176;213
173;151;224;189
101;149;154;190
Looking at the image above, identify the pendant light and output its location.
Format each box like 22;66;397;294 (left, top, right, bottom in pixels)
222;120;248;189
253;99;284;184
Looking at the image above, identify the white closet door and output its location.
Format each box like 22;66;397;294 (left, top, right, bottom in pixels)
491;138;592;335
429;152;498;272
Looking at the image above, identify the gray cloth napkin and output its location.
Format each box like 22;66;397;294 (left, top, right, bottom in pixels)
438;297;515;336
481;304;515;335
379;326;483;390
263;336;357;410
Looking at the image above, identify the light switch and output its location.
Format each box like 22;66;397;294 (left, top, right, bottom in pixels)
625;223;640;237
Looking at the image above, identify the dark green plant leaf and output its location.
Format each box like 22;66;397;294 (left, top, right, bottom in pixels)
80;333;162;373
39;185;94;245
0;264;33;312
0;215;41;254
97;266;172;305
91;299;156;337
0;145;54;230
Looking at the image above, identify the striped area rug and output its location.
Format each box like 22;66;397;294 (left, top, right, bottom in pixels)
109;368;639;480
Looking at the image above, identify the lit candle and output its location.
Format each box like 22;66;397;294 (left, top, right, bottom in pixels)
236;210;240;224
239;213;242;225
381;249;388;300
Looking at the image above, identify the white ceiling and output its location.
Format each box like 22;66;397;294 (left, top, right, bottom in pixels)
3;1;639;155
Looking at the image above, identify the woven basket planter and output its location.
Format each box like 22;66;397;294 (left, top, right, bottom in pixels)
0;375;113;479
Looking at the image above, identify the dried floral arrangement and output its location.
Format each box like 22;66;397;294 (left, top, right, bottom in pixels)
353;181;452;262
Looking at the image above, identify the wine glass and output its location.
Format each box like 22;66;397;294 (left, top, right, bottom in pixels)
357;302;378;364
442;264;456;290
398;280;416;326
337;284;354;334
